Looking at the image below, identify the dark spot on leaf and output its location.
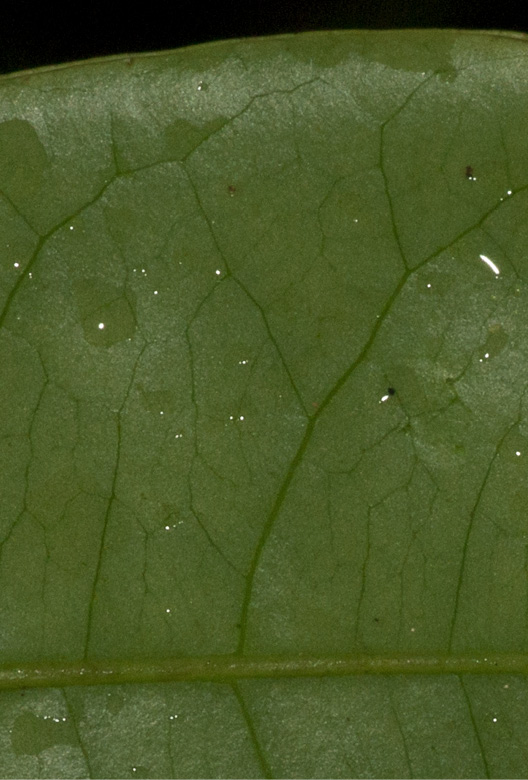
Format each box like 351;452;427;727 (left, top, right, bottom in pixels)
228;184;236;196
465;165;476;180
373;617;380;623
387;387;396;396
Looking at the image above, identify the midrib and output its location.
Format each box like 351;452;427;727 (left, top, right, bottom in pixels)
2;652;528;690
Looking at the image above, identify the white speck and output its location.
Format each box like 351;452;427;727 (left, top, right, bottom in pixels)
507;190;512;196
28;272;32;279
166;608;171;613
353;218;358;223
174;433;183;439
479;254;500;276
484;353;489;359
504;684;509;689
379;394;390;403
516;451;521;457
426;283;431;288
98;322;105;330
160;411;164;416
410;627;415;632
197;81;204;90
238;359;249;365
492;717;498;723
239;415;245;421
69;225;74;230
165;525;170;531
154;290;158;295
229;415;234;420
169;714;179;720
13;262;19;268
215;269;221;276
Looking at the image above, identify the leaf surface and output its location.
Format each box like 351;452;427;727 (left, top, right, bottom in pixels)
1;29;528;778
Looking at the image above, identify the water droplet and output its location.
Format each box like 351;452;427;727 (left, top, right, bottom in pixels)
73;278;137;347
479;254;500;276
478;324;508;362
11;712;75;756
138;386;178;415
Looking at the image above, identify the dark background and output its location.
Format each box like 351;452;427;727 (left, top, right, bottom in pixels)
1;1;527;75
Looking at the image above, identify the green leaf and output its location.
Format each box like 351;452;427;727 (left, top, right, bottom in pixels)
1;28;528;778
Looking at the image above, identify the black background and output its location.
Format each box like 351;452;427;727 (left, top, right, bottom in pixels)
1;1;527;75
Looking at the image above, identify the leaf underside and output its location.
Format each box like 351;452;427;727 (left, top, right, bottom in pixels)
1;28;528;778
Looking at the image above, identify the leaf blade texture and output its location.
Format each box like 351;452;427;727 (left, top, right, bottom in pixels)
1;29;528;778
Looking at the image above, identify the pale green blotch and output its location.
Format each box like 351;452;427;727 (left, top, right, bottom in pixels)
73;278;137;347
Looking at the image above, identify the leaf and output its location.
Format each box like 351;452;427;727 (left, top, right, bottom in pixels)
1;28;528;778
